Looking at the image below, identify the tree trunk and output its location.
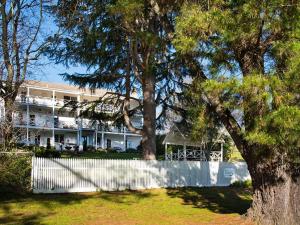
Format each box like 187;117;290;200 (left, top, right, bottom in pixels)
142;73;156;160
3;97;15;150
247;162;300;225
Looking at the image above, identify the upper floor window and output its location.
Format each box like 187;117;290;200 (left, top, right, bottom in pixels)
64;96;77;106
29;115;35;126
21;91;27;103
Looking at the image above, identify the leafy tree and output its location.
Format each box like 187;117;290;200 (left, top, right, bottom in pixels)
0;0;46;149
46;0;186;159
174;0;300;224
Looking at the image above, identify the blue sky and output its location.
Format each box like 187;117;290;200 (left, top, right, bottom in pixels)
34;59;88;84
30;11;89;85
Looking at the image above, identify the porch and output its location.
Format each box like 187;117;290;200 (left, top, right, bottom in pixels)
163;122;224;162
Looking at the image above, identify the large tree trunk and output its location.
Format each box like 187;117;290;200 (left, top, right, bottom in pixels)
142;73;156;160
247;160;300;225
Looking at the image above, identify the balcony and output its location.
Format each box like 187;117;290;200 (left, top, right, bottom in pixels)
14;117;78;130
14;119;53;128
16;95;77;109
124;122;143;133
16;95;53;107
55;117;78;130
103;125;124;133
82;119;96;130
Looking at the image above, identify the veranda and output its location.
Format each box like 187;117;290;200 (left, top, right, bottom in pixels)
163;123;224;162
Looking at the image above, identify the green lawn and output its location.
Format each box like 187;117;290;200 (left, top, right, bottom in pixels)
61;151;142;159
0;187;253;225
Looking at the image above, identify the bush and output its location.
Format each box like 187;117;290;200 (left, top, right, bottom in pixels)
230;180;252;188
87;145;95;151
0;155;32;193
106;148;117;153
34;147;61;158
96;147;107;152
126;148;137;153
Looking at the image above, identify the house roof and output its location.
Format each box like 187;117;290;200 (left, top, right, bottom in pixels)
24;80;106;96
163;120;225;147
163;121;203;146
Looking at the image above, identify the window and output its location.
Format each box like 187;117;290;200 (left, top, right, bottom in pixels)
29;115;35;126
59;135;64;144
104;123;109;131
21;91;27;103
64;96;77;106
107;139;111;148
35;135;40;146
18;111;23;125
55;134;59;142
54;117;59;128
127;141;133;149
55;134;64;143
97;137;101;145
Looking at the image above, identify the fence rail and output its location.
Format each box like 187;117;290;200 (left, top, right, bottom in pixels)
31;157;250;193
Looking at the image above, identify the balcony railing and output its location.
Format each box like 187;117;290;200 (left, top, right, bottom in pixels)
16;95;77;108
58;117;78;129
14;120;53;128
82;119;96;129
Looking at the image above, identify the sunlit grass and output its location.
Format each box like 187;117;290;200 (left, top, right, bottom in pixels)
0;187;253;225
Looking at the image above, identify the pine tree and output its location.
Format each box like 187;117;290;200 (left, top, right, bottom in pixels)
174;1;300;224
46;0;186;159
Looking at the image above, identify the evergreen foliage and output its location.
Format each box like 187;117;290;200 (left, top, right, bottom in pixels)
174;1;300;223
45;0;187;159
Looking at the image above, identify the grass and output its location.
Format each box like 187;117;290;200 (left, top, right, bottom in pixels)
0;187;253;225
61;151;142;159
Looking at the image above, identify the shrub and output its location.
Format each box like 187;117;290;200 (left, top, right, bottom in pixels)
230;180;252;188
34;147;61;158
87;145;95;151
0;154;32;193
106;148;117;153
96;147;107;152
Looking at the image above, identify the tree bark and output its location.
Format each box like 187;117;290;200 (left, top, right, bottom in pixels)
3;97;15;150
142;72;156;160
246;158;300;225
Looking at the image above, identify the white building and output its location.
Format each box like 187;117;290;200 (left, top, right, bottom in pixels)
5;80;142;151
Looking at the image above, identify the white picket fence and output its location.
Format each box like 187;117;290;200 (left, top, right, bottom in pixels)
31;157;250;193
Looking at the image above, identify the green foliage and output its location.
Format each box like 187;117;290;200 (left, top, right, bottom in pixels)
230;180;252;189
46;0;187;138
174;0;300;164
34;147;61;158
0;155;32;193
108;0;144;23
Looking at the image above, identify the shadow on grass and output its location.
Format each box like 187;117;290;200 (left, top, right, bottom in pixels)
167;187;252;215
0;212;55;225
0;190;154;225
0;187;251;224
98;190;154;204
